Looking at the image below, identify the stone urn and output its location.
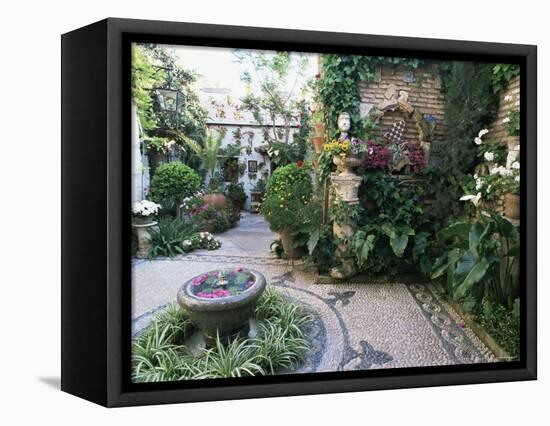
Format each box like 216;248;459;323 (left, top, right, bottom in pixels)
132;216;157;258
278;230;303;259
203;193;226;208
504;193;520;220
333;154;362;176
177;268;266;346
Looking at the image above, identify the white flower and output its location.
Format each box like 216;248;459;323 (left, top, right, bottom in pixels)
182;240;192;246
484;152;495;162
486;184;492;193
475;178;483;190
515;176;520;182
478;129;489;138
512;161;520;169
502;117;511;124
132;200;161;216
504;95;513;102
474;137;483;145
460;192;482;206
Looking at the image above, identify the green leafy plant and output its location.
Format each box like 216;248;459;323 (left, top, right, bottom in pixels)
431;213;519;313
202;130;223;182
148;218;196;258
505;109;520;136
150;161;201;214
491;63;520;94
477;298;520;358
261;163;313;232
225;183;247;210
132;286;311;382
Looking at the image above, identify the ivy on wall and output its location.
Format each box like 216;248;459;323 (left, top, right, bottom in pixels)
315;55;424;139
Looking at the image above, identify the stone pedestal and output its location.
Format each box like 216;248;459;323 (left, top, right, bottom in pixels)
329;222;357;278
132;221;157;258
330;173;362;205
329;172;362;279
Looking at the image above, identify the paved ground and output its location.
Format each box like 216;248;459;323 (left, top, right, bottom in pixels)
132;213;497;373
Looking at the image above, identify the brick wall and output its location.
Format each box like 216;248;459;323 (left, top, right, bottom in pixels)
488;75;520;165
358;64;445;142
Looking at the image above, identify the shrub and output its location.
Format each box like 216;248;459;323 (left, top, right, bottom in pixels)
226;183;247;210
148;218;196;258
150;161;201;209
185;196;240;233
261;163;313;232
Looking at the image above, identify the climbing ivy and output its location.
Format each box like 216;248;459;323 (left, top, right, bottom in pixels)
315;54;424;139
491;63;520;94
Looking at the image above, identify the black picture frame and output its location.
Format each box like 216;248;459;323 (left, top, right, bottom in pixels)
61;17;537;407
248;160;258;173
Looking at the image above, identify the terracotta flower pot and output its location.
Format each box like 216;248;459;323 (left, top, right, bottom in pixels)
203;193;227;208
504;193;520;220
314;122;324;136
312;136;324;153
278;230;303;259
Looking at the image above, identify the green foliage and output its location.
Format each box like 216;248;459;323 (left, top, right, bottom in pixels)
132;286;311;382
235;50;312;152
442;62;499;173
316;54;424;139
330;196;362;225
150;161;201;208
148;218;196;258
491;63;520;94
202;131;223;180
225;183;247;210
261;164;313;232
352;231;375;269
431;62;500;220
505;109;520;136
131;45;165;133
477;298;520;358
329;172;440;276
431;213;519;313
132;44;208;166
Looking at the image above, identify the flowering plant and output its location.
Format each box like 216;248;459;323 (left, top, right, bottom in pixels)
363;140;392;170
261;163;313;232
461;135;520;207
132;200;161;217
322;139;350;156
474;129;507;165
181;231;221;252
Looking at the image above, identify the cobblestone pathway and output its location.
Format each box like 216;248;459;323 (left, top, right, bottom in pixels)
132;213;497;372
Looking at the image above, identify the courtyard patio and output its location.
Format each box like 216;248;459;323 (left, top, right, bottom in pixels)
132;213;496;373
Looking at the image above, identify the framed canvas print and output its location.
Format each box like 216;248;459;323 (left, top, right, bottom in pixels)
61;18;537;407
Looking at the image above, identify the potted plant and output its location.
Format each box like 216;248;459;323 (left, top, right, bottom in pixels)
324;138;364;175
201;131;227;208
132;199;161;225
150;161;201;217
261;163;312;258
311;109;325;153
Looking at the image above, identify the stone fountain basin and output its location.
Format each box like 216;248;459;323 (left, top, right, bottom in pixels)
177;269;266;346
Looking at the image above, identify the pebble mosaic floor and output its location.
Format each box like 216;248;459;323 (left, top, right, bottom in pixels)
132;214;497;373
